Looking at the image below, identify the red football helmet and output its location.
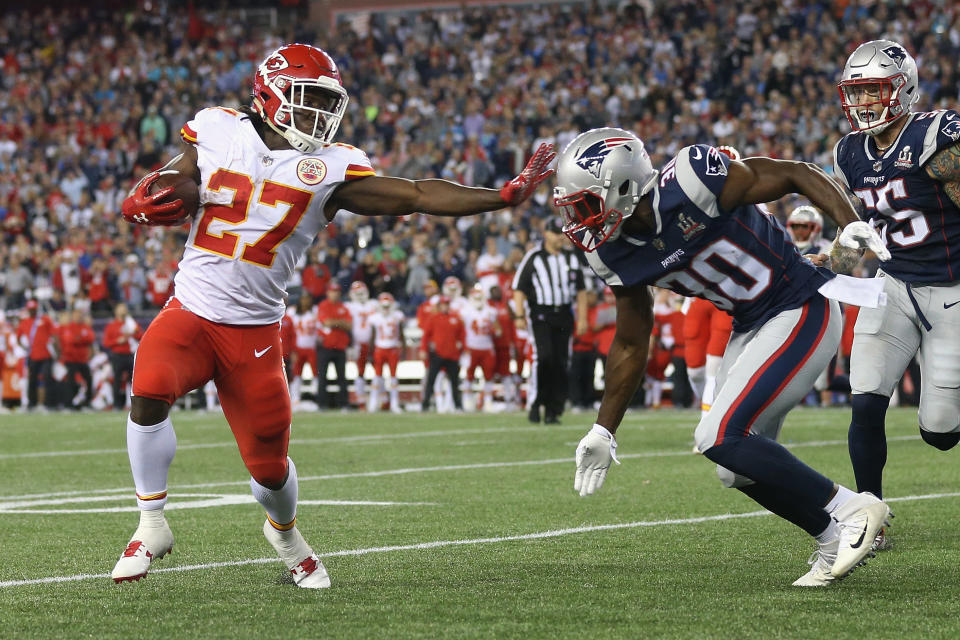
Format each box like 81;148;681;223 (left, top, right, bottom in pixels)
252;44;349;153
378;292;395;310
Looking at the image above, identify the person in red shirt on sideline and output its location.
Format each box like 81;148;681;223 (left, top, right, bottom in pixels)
60;308;96;410
415;279;440;331
289;292;319;406
1;316;25;410
460;285;499;411
314;283;352;409
102;303;142;410
488;285;518;409
592;287;618;366
301;249;332;303
659;294;691;408
368;292;405;413
420;296;465;412
16;300;59;410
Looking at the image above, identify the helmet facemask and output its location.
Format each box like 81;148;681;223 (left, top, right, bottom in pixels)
838;76;907;135
555;176;634;252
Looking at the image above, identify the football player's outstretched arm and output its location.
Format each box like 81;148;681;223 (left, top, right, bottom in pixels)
926;142;960;208
595;284;654;434
327;143;555;219
719;157;860;228
574;283;652;497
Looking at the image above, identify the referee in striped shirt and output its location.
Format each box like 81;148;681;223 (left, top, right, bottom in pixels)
512;219;588;424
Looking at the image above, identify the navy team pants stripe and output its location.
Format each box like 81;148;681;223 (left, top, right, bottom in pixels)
714;295;830;447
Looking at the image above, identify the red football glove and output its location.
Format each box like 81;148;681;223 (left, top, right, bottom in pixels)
121;172;187;227
499;142;557;206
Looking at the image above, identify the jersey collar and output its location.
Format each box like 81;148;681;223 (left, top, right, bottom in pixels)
863;113;914;161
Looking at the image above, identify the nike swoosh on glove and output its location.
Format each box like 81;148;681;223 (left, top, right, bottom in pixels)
499;143;556;206
574;424;621;497
838;221;891;261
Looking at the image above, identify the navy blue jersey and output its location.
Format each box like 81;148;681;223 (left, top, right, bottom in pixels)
585;145;835;332
834;109;960;283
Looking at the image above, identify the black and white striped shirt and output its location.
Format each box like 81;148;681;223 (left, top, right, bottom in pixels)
512;245;586;310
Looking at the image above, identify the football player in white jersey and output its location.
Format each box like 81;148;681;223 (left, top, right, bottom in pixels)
345;281;376;404
289;292;319;407
460;285;500;411
114;43;555;588
368;292;406;413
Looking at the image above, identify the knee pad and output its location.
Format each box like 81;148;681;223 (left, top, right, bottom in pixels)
919;428;960;451
716;464;753;489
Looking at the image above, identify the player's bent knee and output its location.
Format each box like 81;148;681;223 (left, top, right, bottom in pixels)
247;458;288;489
130;396;171;426
716;464;752;489
919;428;960;451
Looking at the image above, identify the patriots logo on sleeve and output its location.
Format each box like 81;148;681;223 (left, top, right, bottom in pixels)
881;45;906;68
705;147;727;176
942;120;960;142
575;137;634;179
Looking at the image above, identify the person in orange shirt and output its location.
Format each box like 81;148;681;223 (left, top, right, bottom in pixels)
60;308;96;410
314;283;352;409
420;296;465;412
16;300;58;410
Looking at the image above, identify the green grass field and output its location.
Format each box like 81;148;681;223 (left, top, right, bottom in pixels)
1;406;957;639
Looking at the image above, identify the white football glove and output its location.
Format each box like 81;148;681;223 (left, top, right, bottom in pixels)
838;221;891;261
574;424;621;497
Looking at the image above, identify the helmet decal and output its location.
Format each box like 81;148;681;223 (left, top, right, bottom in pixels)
880;45;906;68
575;137;634;179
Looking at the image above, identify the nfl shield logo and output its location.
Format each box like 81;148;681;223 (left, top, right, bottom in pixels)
873;160;882;172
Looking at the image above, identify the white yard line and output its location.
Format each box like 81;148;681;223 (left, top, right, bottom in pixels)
2;490;957;589
0;435;922;501
0;425;584;460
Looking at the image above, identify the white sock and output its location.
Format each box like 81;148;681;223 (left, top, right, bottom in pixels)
687;365;705;399
389;377;399;409
824;485;858;516
251;456;299;529
815;519;839;544
290;376;302;404
127;415;177;510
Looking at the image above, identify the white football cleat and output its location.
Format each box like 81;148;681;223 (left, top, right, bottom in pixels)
792;538;838;587
831;492;890;578
262;520;331;589
112;512;174;583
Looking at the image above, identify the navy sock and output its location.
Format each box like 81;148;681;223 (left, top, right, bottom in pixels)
739;483;832;537
703;436;834;507
848;393;889;499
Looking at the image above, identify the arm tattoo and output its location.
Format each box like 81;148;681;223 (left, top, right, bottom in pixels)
926;143;960;208
835;178;865;218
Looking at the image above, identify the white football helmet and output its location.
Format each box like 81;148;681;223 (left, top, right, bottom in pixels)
553;128;659;252
469;284;485;310
349;281;369;303
442;276;462;299
838;40;919;135
786;205;823;248
378;292;395;311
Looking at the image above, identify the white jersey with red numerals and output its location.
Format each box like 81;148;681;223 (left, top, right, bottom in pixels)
370;309;405;349
345;299;377;344
292;309;318;350
174;107;375;324
460;304;497;351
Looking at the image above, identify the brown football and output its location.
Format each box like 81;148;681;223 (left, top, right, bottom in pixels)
148;170;200;221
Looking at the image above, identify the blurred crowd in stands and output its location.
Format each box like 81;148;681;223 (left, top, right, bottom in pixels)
0;0;954;411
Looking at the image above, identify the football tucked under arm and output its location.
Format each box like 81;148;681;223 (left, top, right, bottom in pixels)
828;235;862;274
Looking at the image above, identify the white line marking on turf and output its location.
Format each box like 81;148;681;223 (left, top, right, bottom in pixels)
0;435;923;501
0;493;438;514
0;425;585;460
2;490;957;589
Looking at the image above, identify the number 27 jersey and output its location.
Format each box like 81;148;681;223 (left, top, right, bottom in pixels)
174;107;375;324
